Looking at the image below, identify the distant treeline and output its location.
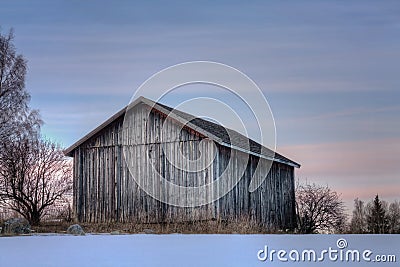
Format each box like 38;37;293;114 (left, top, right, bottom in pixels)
295;182;399;234
349;195;400;234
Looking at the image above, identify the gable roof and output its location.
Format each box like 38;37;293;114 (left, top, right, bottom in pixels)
64;96;300;168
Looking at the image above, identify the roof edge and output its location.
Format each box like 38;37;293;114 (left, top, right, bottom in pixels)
63;106;126;156
64;96;301;168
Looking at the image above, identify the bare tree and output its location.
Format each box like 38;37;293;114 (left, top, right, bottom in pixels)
0;27;70;225
0;28;41;142
295;182;347;234
0;134;72;225
349;198;367;233
388;201;400;234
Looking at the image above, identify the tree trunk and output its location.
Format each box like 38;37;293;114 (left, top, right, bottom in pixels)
30;211;41;226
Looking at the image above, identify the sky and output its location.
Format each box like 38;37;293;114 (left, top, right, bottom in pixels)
1;0;399;211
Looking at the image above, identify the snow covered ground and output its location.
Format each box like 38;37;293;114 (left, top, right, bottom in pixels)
0;234;398;266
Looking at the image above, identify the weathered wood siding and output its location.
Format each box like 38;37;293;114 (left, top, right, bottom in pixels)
71;103;296;229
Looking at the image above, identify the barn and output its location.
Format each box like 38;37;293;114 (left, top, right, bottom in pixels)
64;96;300;230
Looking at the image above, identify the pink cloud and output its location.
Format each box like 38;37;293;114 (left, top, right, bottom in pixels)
279;138;400;210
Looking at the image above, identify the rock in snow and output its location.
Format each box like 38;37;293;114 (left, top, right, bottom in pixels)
1;218;31;235
143;228;155;234
67;224;85;235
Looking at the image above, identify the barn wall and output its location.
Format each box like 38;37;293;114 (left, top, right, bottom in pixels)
215;146;296;230
72;104;296;229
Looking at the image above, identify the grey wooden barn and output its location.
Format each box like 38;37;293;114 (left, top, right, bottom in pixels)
65;96;300;229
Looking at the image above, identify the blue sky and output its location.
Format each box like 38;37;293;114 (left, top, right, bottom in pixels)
1;0;399;209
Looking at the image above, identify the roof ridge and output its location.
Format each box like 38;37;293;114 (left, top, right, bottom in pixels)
64;96;300;168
